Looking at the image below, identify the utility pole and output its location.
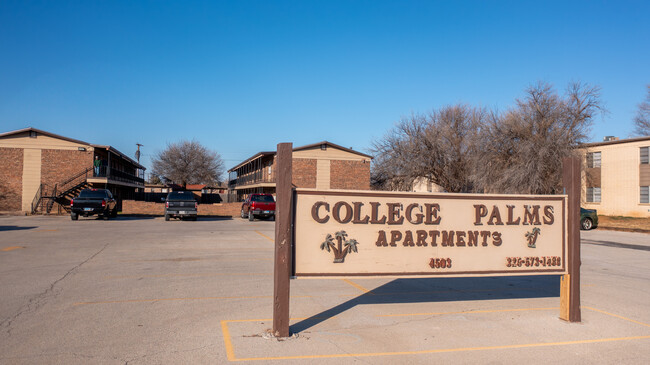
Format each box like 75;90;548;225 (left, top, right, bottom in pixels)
135;143;143;163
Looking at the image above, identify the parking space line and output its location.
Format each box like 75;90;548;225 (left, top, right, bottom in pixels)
379;307;558;317
585;306;650;328
221;308;650;361
255;231;274;242
336;286;555;298
105;273;272;279
1;246;24;252
221;316;650;361
119;258;272;263
222;320;236;361
73;294;312;306
341;279;373;294
224;335;650;361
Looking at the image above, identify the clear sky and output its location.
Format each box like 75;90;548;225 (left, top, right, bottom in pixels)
1;1;649;178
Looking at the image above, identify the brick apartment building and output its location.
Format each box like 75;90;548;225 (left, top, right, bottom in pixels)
227;141;372;202
580;135;650;217
0;127;145;213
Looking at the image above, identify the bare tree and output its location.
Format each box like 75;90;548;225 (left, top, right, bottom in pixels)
633;85;650;136
371;104;484;192
473;82;603;194
370;114;426;191
151;140;224;187
147;173;163;185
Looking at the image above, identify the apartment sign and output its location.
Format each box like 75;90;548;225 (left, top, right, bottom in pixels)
293;189;567;277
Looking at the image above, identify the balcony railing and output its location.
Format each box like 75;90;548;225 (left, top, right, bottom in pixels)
229;170;275;188
94;166;145;185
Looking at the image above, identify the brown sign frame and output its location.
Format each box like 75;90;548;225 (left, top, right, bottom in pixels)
291;190;567;278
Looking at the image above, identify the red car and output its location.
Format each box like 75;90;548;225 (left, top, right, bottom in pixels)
241;193;276;221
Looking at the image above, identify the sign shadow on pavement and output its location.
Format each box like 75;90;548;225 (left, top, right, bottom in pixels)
290;275;559;333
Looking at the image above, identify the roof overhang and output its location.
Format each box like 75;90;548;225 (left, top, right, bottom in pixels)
228;151;275;172
91;144;145;170
0;127;146;170
579;135;650;148
0;127;91;146
227;141;373;172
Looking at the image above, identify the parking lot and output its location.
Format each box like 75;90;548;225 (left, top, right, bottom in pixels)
1;215;649;364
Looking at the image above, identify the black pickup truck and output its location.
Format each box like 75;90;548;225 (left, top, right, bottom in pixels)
165;191;198;221
70;189;117;220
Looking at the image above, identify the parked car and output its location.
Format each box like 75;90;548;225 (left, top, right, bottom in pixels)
580;208;598;230
70;189;117;220
241;193;276;221
165;191;198;221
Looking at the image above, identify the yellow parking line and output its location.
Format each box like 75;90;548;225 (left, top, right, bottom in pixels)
73;294;311;306
222;320;236;361
221;317;322;361
1;246;24;252
341;279;372;294
224;335;650;361
72;295;311;306
380;307;559;317
255;231;274;242
119;258;272;263
222;307;650;361
336;286;553;298
585;306;650;328
105;273;272;279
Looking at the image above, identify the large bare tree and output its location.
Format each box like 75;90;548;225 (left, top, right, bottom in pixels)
151;140;224;187
633;85;650;136
371;104;484;192
372;82;603;195
473;82;603;194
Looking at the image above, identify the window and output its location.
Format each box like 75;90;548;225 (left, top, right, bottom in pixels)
642;186;650;204
586;152;601;168
586;187;601;203
641;147;649;164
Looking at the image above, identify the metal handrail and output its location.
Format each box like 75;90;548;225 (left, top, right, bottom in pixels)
46;185;57;213
30;184;43;214
93;166;144;185
229;171;275;187
60;167;92;188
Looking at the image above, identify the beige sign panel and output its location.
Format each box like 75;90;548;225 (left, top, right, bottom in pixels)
293;189;567;277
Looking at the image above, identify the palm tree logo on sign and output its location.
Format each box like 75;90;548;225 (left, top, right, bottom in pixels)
525;227;541;248
320;231;359;263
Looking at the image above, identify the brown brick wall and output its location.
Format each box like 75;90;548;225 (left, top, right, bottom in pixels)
330;160;370;190
0;148;24;211
292;158;317;188
122;200;242;216
41;149;94;188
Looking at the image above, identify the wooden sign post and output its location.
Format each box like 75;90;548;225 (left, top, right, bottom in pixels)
273;143;292;337
560;156;581;322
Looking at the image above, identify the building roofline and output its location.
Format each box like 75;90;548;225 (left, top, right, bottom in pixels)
227;151;276;172
227;141;372;172
0;127;145;170
579;135;650;148
293;141;373;159
0;126;92;146
92;144;145;170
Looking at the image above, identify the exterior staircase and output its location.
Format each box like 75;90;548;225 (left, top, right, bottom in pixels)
31;167;92;214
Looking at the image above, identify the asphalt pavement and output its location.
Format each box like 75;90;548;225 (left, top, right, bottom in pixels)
1;215;649;364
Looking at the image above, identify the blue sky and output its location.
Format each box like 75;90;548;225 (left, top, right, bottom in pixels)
1;1;649;178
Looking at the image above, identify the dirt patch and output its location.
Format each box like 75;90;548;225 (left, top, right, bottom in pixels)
597;216;650;233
